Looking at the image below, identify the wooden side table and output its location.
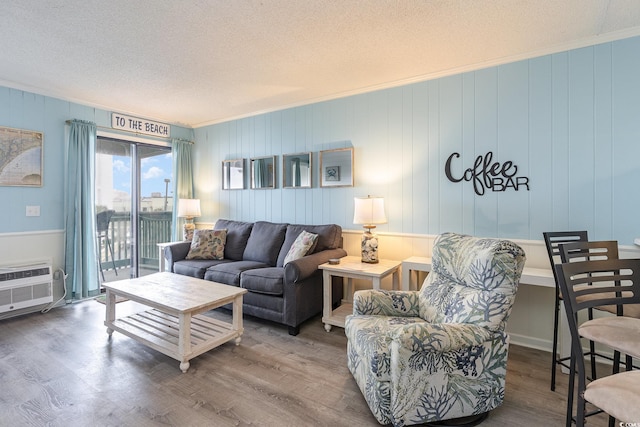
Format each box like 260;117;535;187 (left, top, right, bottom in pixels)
401;256;432;291
319;256;400;332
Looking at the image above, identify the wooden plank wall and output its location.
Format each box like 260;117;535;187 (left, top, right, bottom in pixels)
193;36;640;246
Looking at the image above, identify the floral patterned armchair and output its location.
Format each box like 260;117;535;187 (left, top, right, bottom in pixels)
345;232;526;426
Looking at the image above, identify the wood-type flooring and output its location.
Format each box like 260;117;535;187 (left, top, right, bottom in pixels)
0;299;610;426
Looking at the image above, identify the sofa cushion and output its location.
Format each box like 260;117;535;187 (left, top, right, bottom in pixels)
204;260;269;286
214;219;253;261
185;229;227;260
243;221;288;266
241;267;285;296
283;230;318;265
277;224;343;267
174;259;230;279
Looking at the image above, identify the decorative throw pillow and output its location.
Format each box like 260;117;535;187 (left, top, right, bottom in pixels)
185;229;227;260
283;230;318;265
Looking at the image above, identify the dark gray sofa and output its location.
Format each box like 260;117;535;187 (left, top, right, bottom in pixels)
164;219;347;335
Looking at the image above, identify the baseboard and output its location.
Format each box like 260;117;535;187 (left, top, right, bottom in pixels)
509;332;552;353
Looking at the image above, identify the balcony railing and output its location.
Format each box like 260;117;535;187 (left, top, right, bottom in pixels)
97;211;173;278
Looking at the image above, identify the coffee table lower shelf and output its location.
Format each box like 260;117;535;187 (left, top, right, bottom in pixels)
106;309;241;372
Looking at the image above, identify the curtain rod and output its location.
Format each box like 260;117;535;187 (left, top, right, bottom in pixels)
64;120;195;144
173;137;195;144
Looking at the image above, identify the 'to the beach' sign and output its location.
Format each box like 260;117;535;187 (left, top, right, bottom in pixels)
111;113;170;138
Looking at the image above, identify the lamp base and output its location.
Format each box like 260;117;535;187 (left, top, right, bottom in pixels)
183;222;195;241
361;229;379;264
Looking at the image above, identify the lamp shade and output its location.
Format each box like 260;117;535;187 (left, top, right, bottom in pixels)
177;198;201;218
353;196;387;227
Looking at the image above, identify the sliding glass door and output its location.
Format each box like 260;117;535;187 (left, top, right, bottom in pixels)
95;136;172;283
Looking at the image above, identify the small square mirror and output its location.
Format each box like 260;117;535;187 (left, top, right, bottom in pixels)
222;159;245;190
320;147;353;187
283;152;312;188
250;156;276;189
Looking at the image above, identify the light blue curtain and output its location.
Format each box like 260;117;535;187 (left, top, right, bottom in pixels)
293;158;301;187
171;139;195;241
64;120;99;300
254;159;264;188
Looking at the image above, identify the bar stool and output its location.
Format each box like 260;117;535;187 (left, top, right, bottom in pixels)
556;258;640;426
559;240;640;370
542;230;588;391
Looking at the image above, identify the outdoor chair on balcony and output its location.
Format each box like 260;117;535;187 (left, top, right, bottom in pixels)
96;209;117;281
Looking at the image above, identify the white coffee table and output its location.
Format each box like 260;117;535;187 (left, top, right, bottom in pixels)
102;272;247;373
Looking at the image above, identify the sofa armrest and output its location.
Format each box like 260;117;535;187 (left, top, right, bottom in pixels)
352;289;420;317
284;248;347;283
163;241;191;272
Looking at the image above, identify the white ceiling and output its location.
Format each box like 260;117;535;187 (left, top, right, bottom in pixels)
1;1;640;128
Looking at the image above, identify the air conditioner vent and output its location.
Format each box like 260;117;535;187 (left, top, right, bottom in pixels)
0;263;53;314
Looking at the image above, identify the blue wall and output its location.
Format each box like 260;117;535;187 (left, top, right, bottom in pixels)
0;87;192;234
194;36;640;244
2;35;639;244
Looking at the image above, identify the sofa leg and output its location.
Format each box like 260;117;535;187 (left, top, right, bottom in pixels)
288;326;300;336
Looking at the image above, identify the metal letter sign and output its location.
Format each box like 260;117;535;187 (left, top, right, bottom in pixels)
111;113;170;138
445;151;530;195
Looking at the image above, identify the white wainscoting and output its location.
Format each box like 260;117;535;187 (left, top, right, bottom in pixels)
199;221;640;353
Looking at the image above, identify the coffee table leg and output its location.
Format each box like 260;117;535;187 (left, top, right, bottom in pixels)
178;313;192;373
105;289;115;335
232;294;244;345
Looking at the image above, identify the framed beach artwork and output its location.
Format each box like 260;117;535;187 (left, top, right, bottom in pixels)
0;126;43;187
324;166;340;181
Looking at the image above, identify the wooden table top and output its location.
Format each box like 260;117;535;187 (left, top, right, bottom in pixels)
102;272;246;313
319;256;400;277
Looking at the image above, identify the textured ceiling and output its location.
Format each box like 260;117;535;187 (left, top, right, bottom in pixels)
1;1;640;128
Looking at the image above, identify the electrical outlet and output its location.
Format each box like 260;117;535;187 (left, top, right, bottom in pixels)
26;205;40;216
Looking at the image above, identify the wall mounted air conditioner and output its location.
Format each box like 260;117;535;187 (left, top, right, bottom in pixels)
0;263;52;313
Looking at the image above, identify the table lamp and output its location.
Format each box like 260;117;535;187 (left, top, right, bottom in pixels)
178;198;201;240
353;196;387;263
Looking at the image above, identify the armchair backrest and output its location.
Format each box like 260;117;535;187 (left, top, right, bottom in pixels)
419;232;526;332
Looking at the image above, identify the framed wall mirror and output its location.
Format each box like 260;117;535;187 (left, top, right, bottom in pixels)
222;159;245;190
250;156;276;189
320;147;354;187
282;152;312;188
